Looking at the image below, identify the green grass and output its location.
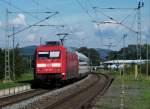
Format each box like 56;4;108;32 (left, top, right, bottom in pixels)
95;69;150;109
96;69;118;75
124;75;150;109
16;72;33;82
130;91;150;109
0;73;33;90
0;82;26;90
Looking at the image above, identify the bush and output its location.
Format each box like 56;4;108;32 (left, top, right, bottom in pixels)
0;47;31;80
141;63;150;75
124;63;150;75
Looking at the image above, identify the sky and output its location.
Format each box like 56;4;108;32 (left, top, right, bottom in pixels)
0;0;149;50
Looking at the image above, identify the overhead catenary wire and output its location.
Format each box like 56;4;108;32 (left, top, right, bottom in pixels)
32;0;66;26
97;8;130;108
93;7;138;34
7;11;58;14
0;0;59;23
32;0;93;46
92;3;138;50
33;24;64;27
8;12;59;38
92;1;144;79
32;0;64;29
0;0;60;36
129;12;137;29
33;24;65;45
92;12;137;50
120;10;136;24
93;7;137;10
75;0;94;19
92;6;137;24
32;0;67;39
114;12;137;47
85;0;97;19
93;4;134;46
0;0;40;20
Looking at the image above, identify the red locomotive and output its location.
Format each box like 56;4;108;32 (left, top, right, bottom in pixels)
32;41;89;85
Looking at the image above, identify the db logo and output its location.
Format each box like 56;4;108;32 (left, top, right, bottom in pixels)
46;64;51;67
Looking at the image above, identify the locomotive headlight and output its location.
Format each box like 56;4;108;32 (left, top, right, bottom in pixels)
37;63;46;68
51;63;61;67
49;51;60;58
62;73;65;75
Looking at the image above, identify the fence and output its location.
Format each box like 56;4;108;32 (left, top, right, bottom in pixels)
0;85;31;97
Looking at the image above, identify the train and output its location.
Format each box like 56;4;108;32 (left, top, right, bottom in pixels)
32;41;90;85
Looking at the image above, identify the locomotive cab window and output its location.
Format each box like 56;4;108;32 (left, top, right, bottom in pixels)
38;51;49;59
49;51;60;58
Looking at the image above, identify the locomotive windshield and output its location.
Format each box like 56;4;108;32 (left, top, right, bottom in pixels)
38;52;49;59
49;51;60;58
38;51;60;59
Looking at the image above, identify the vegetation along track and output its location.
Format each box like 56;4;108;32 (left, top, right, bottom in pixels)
0;89;49;108
23;73;114;109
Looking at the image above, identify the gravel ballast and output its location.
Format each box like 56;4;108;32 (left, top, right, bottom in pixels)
3;74;98;109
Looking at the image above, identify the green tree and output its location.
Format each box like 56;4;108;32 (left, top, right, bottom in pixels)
78;47;89;57
78;47;101;66
0;49;5;80
0;46;30;80
107;44;150;60
12;46;28;78
107;51;119;60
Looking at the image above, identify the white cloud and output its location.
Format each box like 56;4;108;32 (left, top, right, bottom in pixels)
74;31;85;37
94;20;118;31
25;33;48;42
26;34;36;42
11;13;26;26
41;35;48;39
65;25;86;39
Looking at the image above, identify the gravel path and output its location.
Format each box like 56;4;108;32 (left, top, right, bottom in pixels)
92;76;141;109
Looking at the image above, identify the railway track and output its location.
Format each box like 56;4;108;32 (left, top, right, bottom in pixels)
43;73;113;109
0;73;113;109
0;89;49;108
22;73;113;109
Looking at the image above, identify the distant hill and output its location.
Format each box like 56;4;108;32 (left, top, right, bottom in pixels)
20;45;36;56
19;45;112;60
